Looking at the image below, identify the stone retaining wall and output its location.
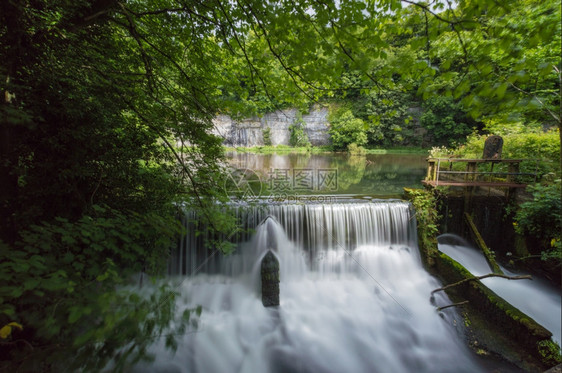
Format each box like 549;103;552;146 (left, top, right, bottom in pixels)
212;107;331;147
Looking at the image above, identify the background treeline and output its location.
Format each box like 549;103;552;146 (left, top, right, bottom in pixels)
217;0;560;151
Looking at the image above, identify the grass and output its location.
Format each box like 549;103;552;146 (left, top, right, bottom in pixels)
363;147;428;155
224;145;331;154
223;145;428;155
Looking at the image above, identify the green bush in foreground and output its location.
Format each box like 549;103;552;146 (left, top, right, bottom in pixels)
0;206;192;372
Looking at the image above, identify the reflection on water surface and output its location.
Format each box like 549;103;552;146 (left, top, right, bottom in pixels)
226;152;427;197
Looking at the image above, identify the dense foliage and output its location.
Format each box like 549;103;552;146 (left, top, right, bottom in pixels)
328;109;368;150
512;183;561;264
419;96;477;146
288;115;311;147
219;0;560;152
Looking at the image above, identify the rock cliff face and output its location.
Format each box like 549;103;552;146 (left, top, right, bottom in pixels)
212;107;331;147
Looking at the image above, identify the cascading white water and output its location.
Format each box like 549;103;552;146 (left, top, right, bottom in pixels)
139;202;488;373
438;234;562;345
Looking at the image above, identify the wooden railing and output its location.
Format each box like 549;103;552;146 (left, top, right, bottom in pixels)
422;158;537;188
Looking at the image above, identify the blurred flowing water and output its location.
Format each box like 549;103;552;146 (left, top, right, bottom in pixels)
136;202;492;373
438;234;561;345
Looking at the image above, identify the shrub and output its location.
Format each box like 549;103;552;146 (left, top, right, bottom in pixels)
289;115;310;147
512;182;561;262
328;109;368;150
450;127;560;178
347;143;366;154
263;127;272;146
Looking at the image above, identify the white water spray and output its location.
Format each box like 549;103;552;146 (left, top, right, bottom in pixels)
139;202;486;373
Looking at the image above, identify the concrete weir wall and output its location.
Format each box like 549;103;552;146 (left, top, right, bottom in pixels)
212;107;331;147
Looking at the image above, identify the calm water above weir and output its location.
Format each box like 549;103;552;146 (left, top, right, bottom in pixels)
225;152;427;198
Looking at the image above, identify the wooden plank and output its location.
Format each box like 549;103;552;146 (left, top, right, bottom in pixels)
438;171;535;176
464;213;503;274
421;180;527;188
427;158;523;163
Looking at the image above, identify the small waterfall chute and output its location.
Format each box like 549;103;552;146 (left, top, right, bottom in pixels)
439;235;562;345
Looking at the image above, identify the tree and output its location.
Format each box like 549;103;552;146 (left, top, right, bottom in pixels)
328;109;368;150
412;0;561;166
420;96;478;146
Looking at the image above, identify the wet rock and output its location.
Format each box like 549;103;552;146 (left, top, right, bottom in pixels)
544;364;562;373
261;250;279;307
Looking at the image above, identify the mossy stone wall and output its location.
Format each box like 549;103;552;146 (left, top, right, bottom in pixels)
435;252;554;369
438;194;517;258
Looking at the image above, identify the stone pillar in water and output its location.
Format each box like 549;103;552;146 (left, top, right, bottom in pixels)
261;250;279;307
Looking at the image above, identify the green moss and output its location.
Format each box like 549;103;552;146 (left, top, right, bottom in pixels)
404;188;440;267
436;250;552;365
537;340;562;366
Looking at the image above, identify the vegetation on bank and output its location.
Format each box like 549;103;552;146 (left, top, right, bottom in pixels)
430;127;560;177
511;182;562;268
224;145;428;155
403;188;440;266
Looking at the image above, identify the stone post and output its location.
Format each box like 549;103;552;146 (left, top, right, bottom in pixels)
483;135;503;159
261;250;279;307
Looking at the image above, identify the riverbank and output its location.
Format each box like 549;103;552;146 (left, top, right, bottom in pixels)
224;145;428;155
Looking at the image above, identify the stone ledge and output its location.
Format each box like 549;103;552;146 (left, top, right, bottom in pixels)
435;252;557;371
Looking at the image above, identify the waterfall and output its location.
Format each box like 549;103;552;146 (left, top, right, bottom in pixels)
141;201;487;373
170;201;418;276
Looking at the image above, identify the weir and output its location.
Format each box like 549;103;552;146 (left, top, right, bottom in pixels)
147;201;492;373
170;201;418;276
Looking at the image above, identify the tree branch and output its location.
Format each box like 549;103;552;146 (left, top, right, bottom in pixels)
437;300;469;311
431;273;532;295
121;99;220;233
